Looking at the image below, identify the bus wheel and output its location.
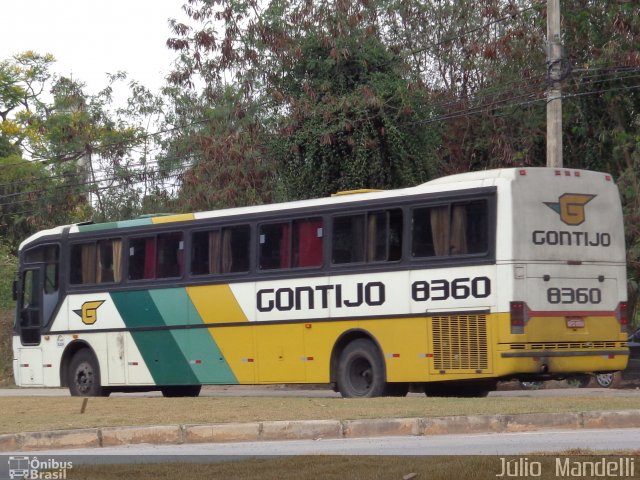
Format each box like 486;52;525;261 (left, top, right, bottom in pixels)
594;371;622;388
68;349;104;397
336;339;386;398
161;385;202;397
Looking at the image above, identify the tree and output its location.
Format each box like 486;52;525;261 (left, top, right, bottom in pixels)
157;85;276;211
165;0;442;202
0;52;168;247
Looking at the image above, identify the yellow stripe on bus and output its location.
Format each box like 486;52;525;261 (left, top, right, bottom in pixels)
151;213;195;224
187;285;249;323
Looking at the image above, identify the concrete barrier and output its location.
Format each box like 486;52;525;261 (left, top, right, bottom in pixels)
261;420;342;441
2;410;640;452
184;422;261;443
342;418;420;438
100;425;182;447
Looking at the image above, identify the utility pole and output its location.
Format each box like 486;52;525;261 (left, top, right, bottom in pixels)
546;0;563;167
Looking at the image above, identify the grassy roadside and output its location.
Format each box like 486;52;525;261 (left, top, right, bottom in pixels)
0;309;14;386
1;394;640;435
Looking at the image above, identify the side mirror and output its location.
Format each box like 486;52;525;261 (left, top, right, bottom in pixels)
12;279;18;302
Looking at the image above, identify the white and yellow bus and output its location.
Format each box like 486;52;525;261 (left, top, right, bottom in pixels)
12;167;629;397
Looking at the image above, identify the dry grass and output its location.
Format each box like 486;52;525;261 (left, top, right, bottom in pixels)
1;394;640;435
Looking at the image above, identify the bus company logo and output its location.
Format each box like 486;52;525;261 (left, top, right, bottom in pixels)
7;456;72;479
543;193;596;226
72;300;105;325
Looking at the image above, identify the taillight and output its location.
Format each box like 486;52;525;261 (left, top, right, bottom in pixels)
616;301;629;333
510;301;529;334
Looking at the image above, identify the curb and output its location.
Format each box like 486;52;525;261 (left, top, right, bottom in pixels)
1;410;640;452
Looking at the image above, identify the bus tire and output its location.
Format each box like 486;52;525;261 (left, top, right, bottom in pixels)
161;385;202;397
336;339;386;398
68;349;105;397
594;371;622;388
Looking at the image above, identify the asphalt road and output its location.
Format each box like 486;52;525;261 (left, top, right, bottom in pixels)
4;428;640;458
1;384;640;397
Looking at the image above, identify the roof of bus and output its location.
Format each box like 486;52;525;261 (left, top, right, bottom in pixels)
18;167;611;249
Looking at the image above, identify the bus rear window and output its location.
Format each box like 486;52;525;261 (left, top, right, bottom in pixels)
412;200;488;258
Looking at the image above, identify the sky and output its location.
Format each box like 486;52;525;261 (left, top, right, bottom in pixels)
1;0;185;100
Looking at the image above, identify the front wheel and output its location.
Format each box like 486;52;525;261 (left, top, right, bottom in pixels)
68;349;105;396
336;339;386;398
594;371;622;388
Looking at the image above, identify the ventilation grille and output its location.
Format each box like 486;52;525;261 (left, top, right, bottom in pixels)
432;315;489;371
510;341;622;350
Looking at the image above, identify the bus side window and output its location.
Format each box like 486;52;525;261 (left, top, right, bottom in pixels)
71;244;97;284
191;230;219;275
97;239;123;283
456;200;488;254
71;240;122;284
333;211;401;265
43;245;59;293
225;225;250;273
191;225;250;275
129;237;155;280
259;223;291;270
157;232;183;278
412;200;488;257
367;209;402;262
292;218;323;268
332;215;365;264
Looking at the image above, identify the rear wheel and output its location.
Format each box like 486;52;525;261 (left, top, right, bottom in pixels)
594;371;622;388
68;349;105;396
336;339;386;398
161;385;202;397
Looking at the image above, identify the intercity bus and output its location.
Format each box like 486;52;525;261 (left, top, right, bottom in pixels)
12;167;629;397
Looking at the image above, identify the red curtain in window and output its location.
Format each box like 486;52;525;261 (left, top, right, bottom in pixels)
144;238;156;279
279;224;291;268
297;220;323;267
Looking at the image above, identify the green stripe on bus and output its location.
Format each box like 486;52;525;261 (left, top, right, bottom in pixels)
110;290;200;386
77;218;153;233
77;222;120;232
148;289;238;384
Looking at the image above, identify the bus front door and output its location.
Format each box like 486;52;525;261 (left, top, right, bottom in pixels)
19;267;43;346
16;267;45;385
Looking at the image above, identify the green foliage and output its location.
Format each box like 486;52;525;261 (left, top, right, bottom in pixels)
0;244;16;384
163;0;640;315
158;86;276;211
270;27;441;199
167;0;444;202
1;52;168;246
0;243;17;310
